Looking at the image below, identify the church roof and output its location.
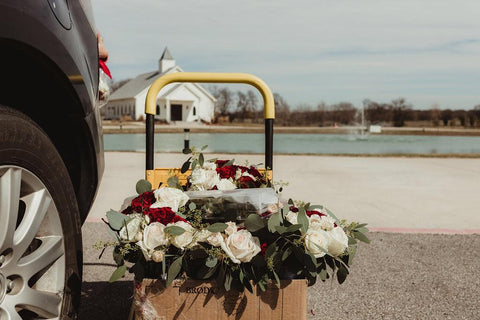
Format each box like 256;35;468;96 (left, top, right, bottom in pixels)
109;66;216;102
109;67;175;100
160;47;174;60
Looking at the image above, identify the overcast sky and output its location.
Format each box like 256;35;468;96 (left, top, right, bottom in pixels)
92;0;480;109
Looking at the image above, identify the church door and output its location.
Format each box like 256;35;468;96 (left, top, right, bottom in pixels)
171;104;183;121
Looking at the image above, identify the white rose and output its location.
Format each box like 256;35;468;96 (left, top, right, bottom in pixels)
119;214;145;242
190;168;220;191
169;221;196;250
151;187;189;212
327;227;348;256
216;179;237;190
225;230;261;263
195;229;212;242
207;232;224;247
304;229;330;258
225;221;237;236
285;211;298;225
151;250;165;263
202;161;217;170
136;222;168;261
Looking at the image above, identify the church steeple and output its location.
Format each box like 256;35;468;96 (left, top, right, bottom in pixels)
159;47;175;72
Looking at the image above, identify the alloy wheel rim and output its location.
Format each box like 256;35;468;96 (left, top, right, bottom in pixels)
0;166;65;319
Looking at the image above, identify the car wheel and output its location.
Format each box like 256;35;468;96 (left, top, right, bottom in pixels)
0;106;82;319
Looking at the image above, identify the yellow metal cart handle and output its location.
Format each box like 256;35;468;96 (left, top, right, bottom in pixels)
144;72;275;173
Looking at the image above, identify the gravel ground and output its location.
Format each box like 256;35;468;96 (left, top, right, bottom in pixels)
79;222;480;320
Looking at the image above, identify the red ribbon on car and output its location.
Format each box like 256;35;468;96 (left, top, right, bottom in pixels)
99;60;112;79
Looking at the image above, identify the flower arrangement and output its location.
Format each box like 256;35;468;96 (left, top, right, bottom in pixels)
101;149;369;292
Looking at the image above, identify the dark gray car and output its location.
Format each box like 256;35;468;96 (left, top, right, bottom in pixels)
0;1;104;318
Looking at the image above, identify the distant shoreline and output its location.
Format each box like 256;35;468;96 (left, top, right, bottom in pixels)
102;121;480;136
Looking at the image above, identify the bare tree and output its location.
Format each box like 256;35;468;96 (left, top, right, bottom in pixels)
273;93;291;125
391;98;412;127
209;86;232;116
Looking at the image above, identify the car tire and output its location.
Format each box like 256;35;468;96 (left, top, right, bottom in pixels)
0;106;82;319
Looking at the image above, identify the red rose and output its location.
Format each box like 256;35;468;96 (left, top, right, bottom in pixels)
237;175;256;188
130;191;156;214
216;165;237;179
121;206;133;215
145;207;178;225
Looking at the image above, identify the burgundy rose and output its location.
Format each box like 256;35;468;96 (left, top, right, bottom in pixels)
215;159;229;167
144;207;184;225
237;176;256;188
121;206;133;215
216;165;237;179
129;191;156;214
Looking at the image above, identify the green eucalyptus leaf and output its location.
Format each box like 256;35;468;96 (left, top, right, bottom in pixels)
356;226;369;233
285;224;302;233
348;236;358;245
222;159;235;167
136;179;152;194
273;270;281;286
324;207;341;224
201;145;208;151
297;207;309;233
191;160;198;170
258;280;266;292
166;257;183;287
274;226;287;234
267;213;282;233
199;153;204;167
245;214;266;232
167;176;179;188
106;210;129;231
207;223;228;233
281;247;292;261
109;265;126;282
164;225;186;236
353;231;371;244
224;271;232;291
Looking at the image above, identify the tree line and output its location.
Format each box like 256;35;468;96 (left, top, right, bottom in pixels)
208;86;480;127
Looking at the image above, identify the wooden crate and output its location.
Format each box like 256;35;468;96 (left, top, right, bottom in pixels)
132;279;307;320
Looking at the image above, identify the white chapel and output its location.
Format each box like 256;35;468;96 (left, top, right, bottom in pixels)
104;48;216;123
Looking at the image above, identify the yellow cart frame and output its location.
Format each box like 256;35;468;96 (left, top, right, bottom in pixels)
144;72;275;187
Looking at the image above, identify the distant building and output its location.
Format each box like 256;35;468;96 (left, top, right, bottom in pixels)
104;48;216;122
